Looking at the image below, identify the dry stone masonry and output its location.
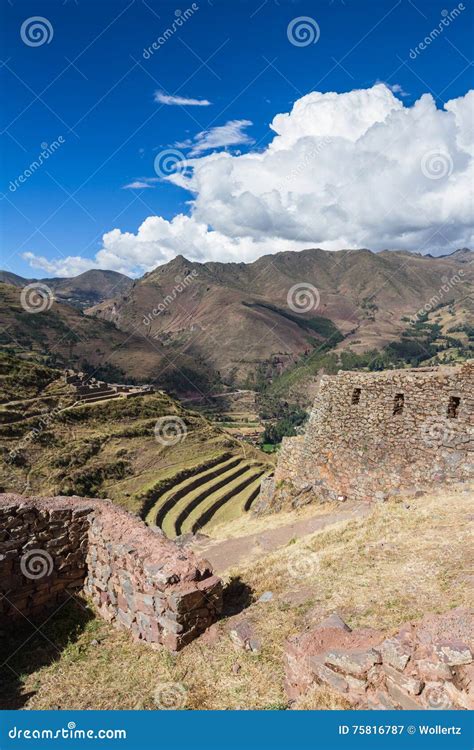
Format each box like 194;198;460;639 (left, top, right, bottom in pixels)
285;608;474;710
258;362;473;508
0;494;222;651
65;371;153;406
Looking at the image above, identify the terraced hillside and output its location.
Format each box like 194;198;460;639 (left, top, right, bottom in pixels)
0;354;273;532
145;453;270;538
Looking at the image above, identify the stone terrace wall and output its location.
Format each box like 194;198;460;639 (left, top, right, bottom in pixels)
0;498;91;622
267;362;473;505
84;500;222;651
0;494;222;651
285;609;473;710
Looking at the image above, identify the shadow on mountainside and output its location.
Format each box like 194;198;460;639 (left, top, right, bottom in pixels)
0;596;94;709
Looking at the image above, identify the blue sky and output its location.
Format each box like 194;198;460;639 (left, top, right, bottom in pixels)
1;0;473;278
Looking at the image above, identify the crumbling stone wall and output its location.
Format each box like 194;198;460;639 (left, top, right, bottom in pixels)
0;498;91;622
0;494;222;651
84;499;222;651
285;608;473;710
260;362;473;507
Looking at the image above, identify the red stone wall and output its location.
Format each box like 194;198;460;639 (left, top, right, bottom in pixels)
0;497;92;623
285;609;473;710
0;494;222;651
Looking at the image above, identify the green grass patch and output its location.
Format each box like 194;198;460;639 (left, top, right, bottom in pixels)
180;465;266;536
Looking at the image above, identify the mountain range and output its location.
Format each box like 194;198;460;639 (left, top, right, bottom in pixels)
89;247;472;382
1;248;472;397
0;269;132;310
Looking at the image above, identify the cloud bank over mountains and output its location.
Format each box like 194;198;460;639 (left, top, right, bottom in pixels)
25;84;474;277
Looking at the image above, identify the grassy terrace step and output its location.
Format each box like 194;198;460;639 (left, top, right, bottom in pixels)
161;461;250;538
205;473;269;530
75;392;122;404
151;455;242;528
184;466;266;536
141;451;233;523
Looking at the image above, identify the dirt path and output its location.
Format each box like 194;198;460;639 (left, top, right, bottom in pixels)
191;502;371;574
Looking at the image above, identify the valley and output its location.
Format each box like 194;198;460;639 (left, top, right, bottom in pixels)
0;353;272;533
2;0;473;726
1;247;472;714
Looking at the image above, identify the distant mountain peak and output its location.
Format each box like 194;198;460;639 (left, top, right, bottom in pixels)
0;268;132;310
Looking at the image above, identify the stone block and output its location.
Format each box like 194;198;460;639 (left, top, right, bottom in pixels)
157;615;183;635
325;648;381;676
168;587;204;614
116;609;135;628
346;674;368;693
386;679;424;710
135;594;155;615
415;658;453;682
229;619;256;650
433;642;472;666
457;663;474;693
316;613;351;632
382;663;423;695
309;659;349;693
380;636;412;671
443;681;474;710
366;689;397;710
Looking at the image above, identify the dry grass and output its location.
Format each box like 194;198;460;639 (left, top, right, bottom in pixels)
11;610;286;711
6;487;472;710
243;488;473;630
292;685;352;710
208;500;341;540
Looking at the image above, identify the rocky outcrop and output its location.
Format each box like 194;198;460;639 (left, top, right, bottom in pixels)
285;608;473;710
0;494;222;651
258;362;473;510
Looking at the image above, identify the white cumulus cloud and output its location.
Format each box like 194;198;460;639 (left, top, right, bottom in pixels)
22;251;100;277
25;85;474;277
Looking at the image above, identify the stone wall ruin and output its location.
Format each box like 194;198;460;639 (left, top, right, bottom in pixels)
285;609;473;710
0;494;222;651
258;362;473;508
